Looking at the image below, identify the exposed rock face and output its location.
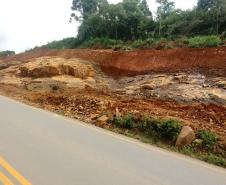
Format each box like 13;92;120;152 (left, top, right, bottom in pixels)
19;57;95;79
176;126;196;147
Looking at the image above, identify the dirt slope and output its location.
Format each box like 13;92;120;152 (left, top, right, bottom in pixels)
1;47;226;77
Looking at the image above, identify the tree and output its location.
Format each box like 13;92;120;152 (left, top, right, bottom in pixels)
196;0;226;34
71;0;108;20
0;50;15;57
197;0;215;11
74;0;155;41
101;4;126;40
156;0;175;36
140;0;152;17
70;0;226;43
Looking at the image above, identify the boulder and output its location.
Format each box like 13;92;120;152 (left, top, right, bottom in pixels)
176;126;196;147
97;115;109;124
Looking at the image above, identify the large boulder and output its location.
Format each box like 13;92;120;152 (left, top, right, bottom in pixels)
96;115;109;127
176;126;196;147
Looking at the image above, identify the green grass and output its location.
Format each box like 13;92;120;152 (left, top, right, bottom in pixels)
188;35;221;48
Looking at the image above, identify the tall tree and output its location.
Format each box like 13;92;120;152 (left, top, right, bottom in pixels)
140;0;152;17
71;0;108;20
197;0;226;34
156;0;175;36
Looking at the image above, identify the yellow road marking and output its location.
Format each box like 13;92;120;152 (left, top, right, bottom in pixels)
0;172;13;185
0;157;32;185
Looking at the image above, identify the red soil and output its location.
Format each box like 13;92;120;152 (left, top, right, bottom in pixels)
2;47;226;77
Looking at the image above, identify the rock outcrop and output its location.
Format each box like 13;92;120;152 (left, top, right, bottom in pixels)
19;57;95;79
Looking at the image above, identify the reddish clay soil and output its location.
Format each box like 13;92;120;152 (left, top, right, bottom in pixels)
2;47;226;77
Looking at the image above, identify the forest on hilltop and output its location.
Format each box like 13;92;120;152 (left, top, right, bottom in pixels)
39;0;226;50
70;0;226;40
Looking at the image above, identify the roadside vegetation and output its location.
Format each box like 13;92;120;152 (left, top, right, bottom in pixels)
109;114;226;168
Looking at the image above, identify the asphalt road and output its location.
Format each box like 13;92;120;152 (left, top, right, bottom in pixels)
0;95;225;185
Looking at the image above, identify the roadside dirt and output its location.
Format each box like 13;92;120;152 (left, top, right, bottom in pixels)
0;47;225;140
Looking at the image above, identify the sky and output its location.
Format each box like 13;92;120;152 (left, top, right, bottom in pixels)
0;0;197;53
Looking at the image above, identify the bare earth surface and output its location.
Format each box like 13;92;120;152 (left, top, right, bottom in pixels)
0;47;225;142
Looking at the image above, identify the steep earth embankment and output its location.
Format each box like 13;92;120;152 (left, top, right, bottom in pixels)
1;47;226;77
0;47;225;140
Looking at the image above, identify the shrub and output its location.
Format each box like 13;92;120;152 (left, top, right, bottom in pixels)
204;154;226;167
131;39;152;48
140;116;151;131
188;35;221;48
140;117;159;132
197;130;217;149
140;117;181;141
159;119;182;141
42;37;81;49
112;114;135;129
122;114;135;129
112;115;124;127
80;37;123;49
131;40;143;48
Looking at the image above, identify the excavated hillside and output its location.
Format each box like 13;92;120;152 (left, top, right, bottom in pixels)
1;47;226;77
0;47;225;140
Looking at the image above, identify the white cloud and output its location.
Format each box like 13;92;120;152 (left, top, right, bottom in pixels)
0;0;197;53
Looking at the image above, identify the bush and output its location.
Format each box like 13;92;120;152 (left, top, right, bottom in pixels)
197;130;217;149
140;117;181;141
112;114;135;129
204;154;226;167
123;114;135;129
80;37;123;49
188;35;221;48
140;117;160;134
159;119;182;141
42;37;81;49
112;115;124;127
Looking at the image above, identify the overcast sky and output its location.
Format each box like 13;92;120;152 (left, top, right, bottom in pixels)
0;0;197;53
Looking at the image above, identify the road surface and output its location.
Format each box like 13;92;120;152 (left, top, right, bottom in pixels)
0;95;225;185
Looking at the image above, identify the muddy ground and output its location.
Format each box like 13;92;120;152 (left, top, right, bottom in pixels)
0;48;225;141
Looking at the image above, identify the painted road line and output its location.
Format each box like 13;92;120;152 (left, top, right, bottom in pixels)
0;172;13;185
0;157;32;185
